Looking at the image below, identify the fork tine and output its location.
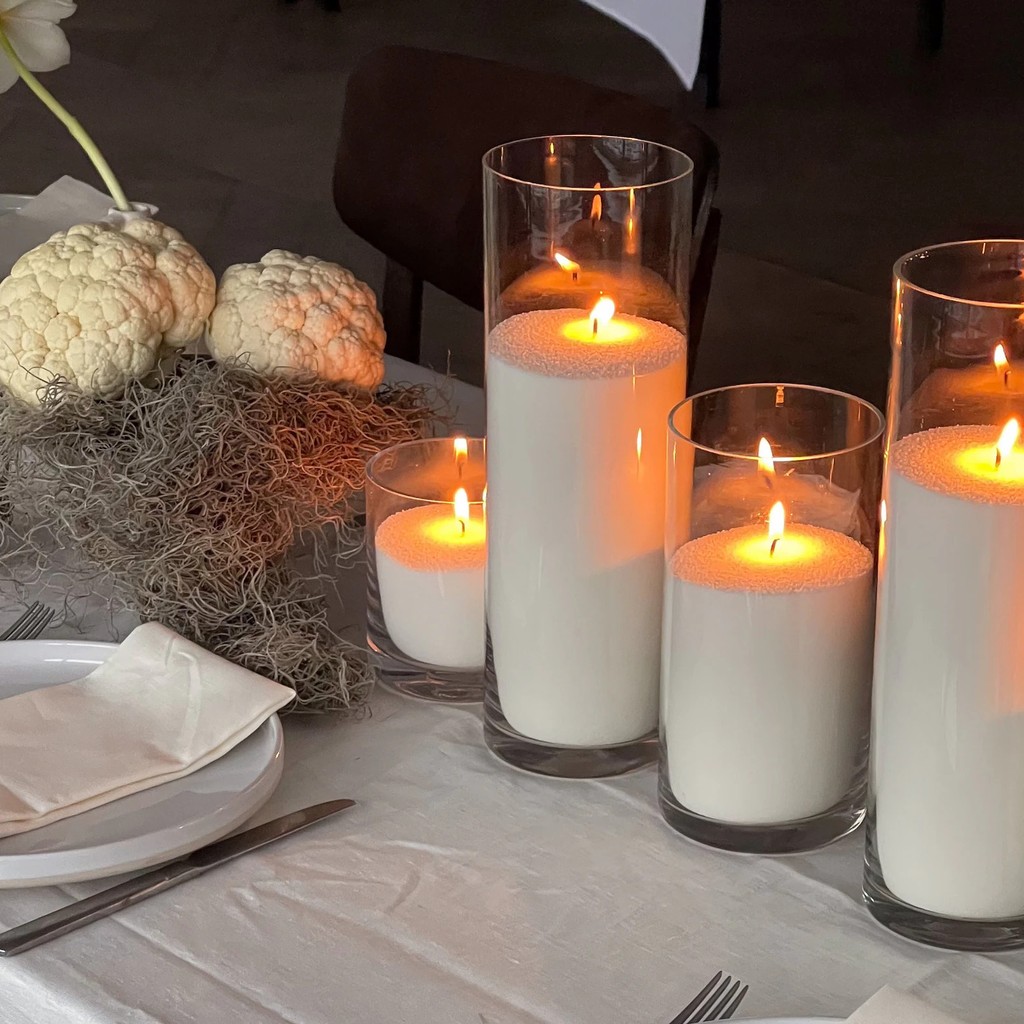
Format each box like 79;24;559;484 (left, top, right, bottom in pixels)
669;972;723;1024
23;608;54;641
2;604;40;641
706;980;741;1020
12;604;51;641
8;604;46;641
0;602;41;642
720;984;749;1021
690;976;733;1024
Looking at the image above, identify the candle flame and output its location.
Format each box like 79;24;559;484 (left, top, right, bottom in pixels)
554;251;580;278
995;343;1010;388
590;182;602;222
590;296;616;337
757;436;775;486
454;487;470;534
995;417;1020;469
453;435;468;478
548;140;555;157
768;501;785;556
636;427;643;462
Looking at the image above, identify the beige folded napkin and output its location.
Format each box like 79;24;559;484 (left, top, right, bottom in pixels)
848;987;965;1024
0;623;294;839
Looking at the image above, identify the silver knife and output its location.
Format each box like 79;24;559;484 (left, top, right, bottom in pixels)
0;798;356;956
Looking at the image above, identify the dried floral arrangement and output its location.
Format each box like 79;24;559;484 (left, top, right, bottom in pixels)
0;359;439;713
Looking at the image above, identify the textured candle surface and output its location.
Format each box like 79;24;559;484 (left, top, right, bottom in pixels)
375;506;486;669
671;522;872;592
889;423;1024;502
488;308;684;379
873;425;1024;919
664;523;874;824
375;506;486;570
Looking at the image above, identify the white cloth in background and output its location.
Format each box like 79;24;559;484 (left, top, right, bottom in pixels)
849;987;966;1024
0;623;293;838
0;176;113;278
582;0;707;89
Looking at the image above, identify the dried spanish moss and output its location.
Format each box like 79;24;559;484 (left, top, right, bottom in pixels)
0;358;440;713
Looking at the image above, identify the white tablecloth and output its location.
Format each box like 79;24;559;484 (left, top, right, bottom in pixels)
582;0;707;89
1;360;1022;1024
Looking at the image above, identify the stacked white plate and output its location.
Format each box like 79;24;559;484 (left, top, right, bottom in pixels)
0;640;283;887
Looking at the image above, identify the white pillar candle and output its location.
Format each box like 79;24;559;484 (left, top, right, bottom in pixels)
375;492;486;670
487;304;685;746
873;421;1024;919
665;509;874;824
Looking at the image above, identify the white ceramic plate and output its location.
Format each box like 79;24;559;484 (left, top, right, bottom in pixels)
0;639;283;887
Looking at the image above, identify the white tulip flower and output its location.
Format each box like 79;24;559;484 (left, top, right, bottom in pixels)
0;0;75;93
0;0;129;210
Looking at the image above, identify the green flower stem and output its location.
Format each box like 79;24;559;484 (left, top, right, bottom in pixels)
0;23;130;211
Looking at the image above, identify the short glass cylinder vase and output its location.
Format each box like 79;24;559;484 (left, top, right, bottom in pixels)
660;384;884;853
365;437;486;703
483;134;692;778
865;240;1024;951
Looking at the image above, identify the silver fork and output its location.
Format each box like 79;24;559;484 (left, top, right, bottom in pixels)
0;602;55;641
670;971;749;1024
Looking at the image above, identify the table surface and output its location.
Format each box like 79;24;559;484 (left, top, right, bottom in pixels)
0;359;1021;1024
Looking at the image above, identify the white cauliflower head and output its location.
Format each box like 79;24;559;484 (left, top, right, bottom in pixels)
207;250;386;390
0;219;215;406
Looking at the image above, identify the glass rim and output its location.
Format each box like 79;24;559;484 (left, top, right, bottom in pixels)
893;238;1024;310
668;383;885;463
481;134;695;193
365;436;486;505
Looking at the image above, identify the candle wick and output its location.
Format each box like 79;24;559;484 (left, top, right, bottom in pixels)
996;448;1003;469
769;538;779;557
763;475;773;491
572;271;578;283
1004;368;1011;389
460;519;466;536
592;318;598;338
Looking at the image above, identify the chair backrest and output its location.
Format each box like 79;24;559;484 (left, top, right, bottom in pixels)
334;46;720;369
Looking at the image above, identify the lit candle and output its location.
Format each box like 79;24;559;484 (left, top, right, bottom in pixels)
624;187;640;258
553;251;579;283
687;437;865;540
487;298;685;746
564;182;617;260
904;344;1024;428
543;138;560;187
374;484;486;670
663;489;875;825
453;435;468;479
500;255;684;331
872;417;1024;918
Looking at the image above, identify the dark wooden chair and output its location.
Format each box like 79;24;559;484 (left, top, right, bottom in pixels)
334;46;721;384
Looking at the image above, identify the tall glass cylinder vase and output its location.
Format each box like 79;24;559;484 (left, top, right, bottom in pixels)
483;135;692;778
866;240;1024;951
661;384;883;852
